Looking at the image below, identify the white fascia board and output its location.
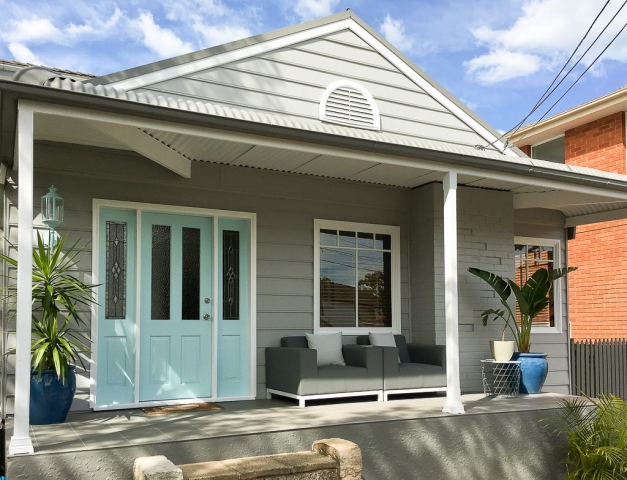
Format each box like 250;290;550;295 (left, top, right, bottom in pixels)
565;207;627;227
25;101;627;203
514;191;625;209
106;19;354;90
347;22;516;157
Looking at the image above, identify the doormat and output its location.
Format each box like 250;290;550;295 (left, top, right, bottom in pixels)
142;402;224;415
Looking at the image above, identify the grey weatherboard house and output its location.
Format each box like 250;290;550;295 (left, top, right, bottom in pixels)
2;10;627;456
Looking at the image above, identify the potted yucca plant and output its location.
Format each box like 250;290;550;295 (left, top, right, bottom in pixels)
2;232;96;424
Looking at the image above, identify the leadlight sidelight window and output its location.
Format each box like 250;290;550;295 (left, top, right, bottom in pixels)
223;230;240;320
151;225;171;320
514;242;556;328
319;228;393;329
105;221;127;319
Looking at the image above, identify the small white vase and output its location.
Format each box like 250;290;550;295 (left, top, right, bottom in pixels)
490;340;515;362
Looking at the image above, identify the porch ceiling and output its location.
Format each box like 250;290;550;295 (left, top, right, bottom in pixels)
32;113;627;227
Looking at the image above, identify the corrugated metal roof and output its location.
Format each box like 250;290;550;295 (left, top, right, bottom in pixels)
42;76;627;186
0;59;94;79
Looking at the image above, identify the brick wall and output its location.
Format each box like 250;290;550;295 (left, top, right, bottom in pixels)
565;112;627;339
565;111;626;173
569;220;627;340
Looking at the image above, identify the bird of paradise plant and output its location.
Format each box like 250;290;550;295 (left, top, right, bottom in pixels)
467;266;576;352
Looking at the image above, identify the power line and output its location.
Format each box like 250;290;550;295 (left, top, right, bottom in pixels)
508;0;616;137
479;0;625;151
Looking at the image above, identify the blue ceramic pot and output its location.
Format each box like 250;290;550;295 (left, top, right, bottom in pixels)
30;367;76;424
511;352;548;394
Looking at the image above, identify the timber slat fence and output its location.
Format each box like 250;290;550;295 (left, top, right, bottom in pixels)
570;339;627;399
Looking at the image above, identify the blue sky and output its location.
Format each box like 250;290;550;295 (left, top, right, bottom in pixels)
1;0;627;133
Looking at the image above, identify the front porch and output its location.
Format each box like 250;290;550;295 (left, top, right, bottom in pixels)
6;393;569;479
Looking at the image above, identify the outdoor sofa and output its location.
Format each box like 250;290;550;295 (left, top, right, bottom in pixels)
265;334;447;406
356;334;447;400
265;335;384;407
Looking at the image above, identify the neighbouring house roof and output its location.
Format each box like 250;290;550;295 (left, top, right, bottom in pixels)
0;58;94;80
508;84;627;146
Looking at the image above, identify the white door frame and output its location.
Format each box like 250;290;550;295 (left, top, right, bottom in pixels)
90;199;257;410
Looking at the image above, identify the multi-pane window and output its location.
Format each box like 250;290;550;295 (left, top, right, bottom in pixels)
315;220;399;332
514;239;558;328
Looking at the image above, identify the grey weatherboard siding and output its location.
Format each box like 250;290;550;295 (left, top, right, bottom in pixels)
129;29;498;154
2;141;571;414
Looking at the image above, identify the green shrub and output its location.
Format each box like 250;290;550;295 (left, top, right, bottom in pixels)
552;394;627;479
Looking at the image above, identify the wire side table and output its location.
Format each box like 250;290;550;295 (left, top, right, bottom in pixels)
481;360;522;398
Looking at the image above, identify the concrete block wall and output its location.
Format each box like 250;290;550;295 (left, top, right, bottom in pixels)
410;184;516;392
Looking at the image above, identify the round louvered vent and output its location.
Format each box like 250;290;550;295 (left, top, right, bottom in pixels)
319;80;380;130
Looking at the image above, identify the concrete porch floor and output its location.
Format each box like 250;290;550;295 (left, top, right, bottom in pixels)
6;393;571;479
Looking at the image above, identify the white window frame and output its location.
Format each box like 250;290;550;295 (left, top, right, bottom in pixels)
514;236;563;334
313;219;401;335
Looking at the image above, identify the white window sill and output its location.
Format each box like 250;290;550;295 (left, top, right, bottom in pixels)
531;326;562;334
314;327;400;336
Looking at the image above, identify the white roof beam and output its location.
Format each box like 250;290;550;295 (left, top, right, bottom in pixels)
565;207;627;227
514;190;624;209
85;120;191;178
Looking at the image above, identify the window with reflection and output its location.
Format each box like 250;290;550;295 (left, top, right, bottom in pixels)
514;240;556;328
317;222;396;330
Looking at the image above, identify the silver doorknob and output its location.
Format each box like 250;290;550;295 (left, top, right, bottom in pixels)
203;314;211;320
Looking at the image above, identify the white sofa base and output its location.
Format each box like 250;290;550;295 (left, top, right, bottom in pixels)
267;388;384;408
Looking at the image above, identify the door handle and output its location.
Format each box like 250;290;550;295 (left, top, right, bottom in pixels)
203;314;211;320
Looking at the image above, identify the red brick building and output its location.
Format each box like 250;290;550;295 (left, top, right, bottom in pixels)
511;90;627;340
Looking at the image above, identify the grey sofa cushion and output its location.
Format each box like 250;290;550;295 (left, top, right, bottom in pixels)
281;336;308;348
357;334;411;363
305;332;345;366
385;363;446;391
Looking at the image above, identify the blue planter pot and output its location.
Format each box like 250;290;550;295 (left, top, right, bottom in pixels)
511;352;548;394
30;367;76;425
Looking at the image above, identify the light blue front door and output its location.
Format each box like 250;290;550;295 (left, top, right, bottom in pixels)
139;213;213;401
96;207;251;406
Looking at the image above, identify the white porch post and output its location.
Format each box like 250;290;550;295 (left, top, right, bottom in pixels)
442;171;465;415
9;103;35;455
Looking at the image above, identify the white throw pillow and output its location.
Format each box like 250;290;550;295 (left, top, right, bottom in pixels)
305;332;346;366
369;332;400;362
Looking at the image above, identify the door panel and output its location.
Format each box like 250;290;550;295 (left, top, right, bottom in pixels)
139;213;213;401
96;208;137;406
217;218;251;398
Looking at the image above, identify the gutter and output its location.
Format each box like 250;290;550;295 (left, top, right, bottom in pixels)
3;79;627;194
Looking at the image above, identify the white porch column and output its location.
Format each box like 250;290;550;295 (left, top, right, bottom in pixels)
9;103;35;455
442;171;465;415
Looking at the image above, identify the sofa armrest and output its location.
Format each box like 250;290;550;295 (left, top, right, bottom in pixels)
265;347;318;394
380;346;401;376
407;344;446;368
342;345;382;372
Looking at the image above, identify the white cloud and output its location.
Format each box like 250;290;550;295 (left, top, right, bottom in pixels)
65;8;123;39
293;0;339;21
193;23;251;47
2;17;63;44
466;0;627;84
465;50;542;84
380;14;413;52
132;11;194;58
8;42;43;65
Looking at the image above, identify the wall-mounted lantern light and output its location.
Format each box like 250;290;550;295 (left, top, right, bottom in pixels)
41;185;64;249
